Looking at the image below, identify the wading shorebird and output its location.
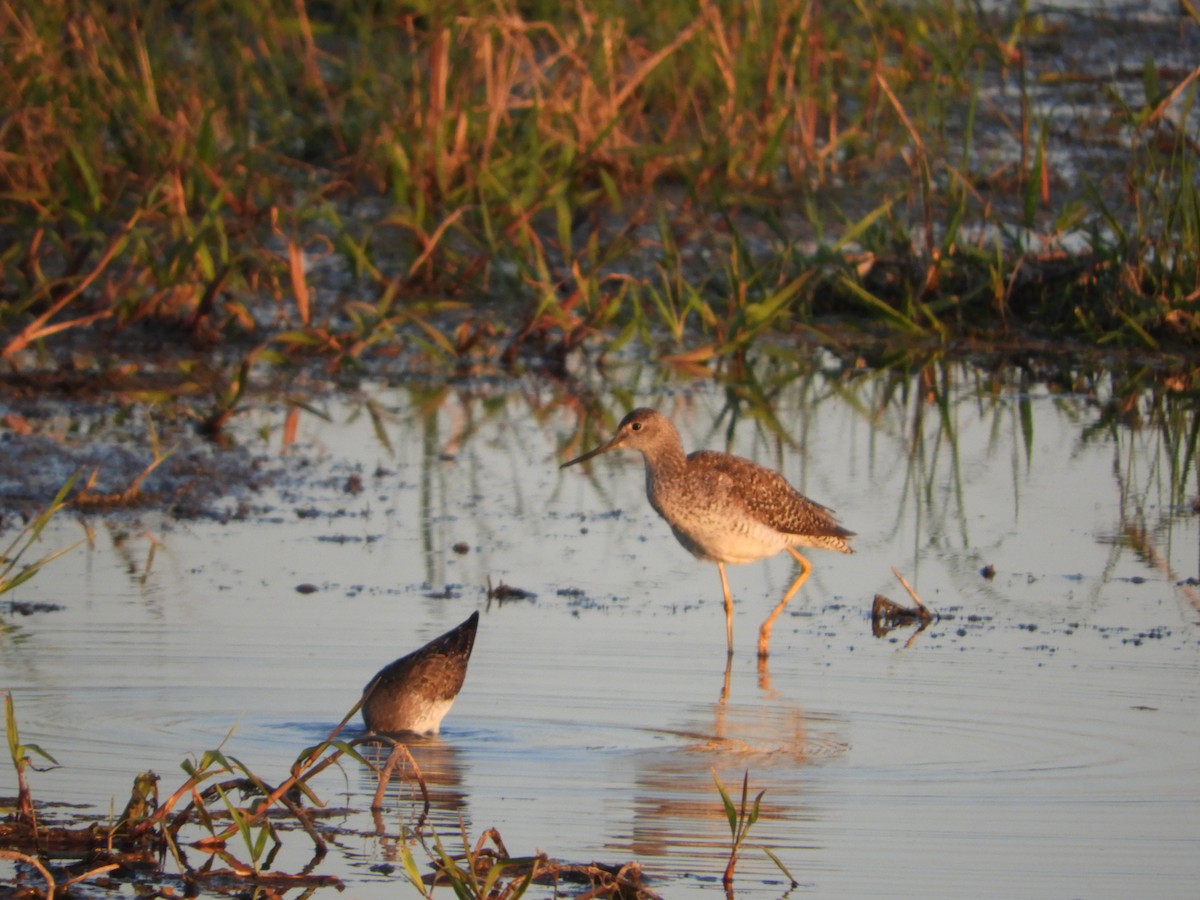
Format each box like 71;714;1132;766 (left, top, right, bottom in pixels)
361;611;479;735
561;409;853;658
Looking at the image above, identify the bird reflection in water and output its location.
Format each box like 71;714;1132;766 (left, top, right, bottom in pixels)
619;661;846;871
356;735;469;842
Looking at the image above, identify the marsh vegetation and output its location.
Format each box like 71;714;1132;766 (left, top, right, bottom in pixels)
3;0;1200;386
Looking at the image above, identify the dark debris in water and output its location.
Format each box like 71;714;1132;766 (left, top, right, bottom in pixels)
486;577;536;603
315;532;383;544
870;592;935;639
873;603;1190;652
1122;626;1173;646
870;569;940;641
1;599;65;615
560;587;629;613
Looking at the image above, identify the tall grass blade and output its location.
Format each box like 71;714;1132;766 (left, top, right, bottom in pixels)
1;473;82;596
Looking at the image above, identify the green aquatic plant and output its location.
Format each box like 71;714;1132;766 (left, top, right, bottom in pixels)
713;770;798;893
3;691;59;832
399;822;540;900
397;820;656;899
0;473;80;598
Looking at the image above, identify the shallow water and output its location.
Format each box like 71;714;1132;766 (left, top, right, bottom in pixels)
2;355;1199;897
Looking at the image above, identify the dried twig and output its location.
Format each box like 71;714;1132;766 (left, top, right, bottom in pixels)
891;566;928;610
0;849;55;896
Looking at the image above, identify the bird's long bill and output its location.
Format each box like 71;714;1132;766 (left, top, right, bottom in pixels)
560;435;619;468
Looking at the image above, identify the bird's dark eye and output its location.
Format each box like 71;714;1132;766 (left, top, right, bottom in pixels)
630;422;642;431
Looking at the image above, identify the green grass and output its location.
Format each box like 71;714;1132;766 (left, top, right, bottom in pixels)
0;474;80;597
1;0;1198;383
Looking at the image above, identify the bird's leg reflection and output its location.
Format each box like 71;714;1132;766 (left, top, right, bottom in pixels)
717;644;778;703
621;683;821;865
756;652;776;698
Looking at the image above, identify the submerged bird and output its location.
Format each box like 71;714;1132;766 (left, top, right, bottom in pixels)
561;409;853;658
361;611;479;735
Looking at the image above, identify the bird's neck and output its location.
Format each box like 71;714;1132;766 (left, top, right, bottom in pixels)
640;443;689;492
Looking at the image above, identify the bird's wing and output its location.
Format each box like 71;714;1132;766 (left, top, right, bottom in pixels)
691;450;852;539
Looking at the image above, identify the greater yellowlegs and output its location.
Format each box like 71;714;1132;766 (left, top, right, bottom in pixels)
562;409;853;658
361;611;479;734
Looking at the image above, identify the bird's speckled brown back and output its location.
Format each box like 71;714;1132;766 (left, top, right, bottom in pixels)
687;450;853;552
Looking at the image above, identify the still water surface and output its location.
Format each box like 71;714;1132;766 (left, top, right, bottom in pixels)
2;355;1198;897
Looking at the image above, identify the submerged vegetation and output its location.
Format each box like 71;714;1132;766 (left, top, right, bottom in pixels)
0;685;695;898
1;0;1199;388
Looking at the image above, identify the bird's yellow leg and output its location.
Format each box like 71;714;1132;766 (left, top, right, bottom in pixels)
757;548;812;659
717;561;735;656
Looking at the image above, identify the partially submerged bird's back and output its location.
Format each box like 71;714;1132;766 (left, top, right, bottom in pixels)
362;612;479;735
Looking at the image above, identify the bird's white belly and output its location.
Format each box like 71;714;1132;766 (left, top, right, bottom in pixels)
668;516;790;564
399;696;455;735
648;467;805;564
